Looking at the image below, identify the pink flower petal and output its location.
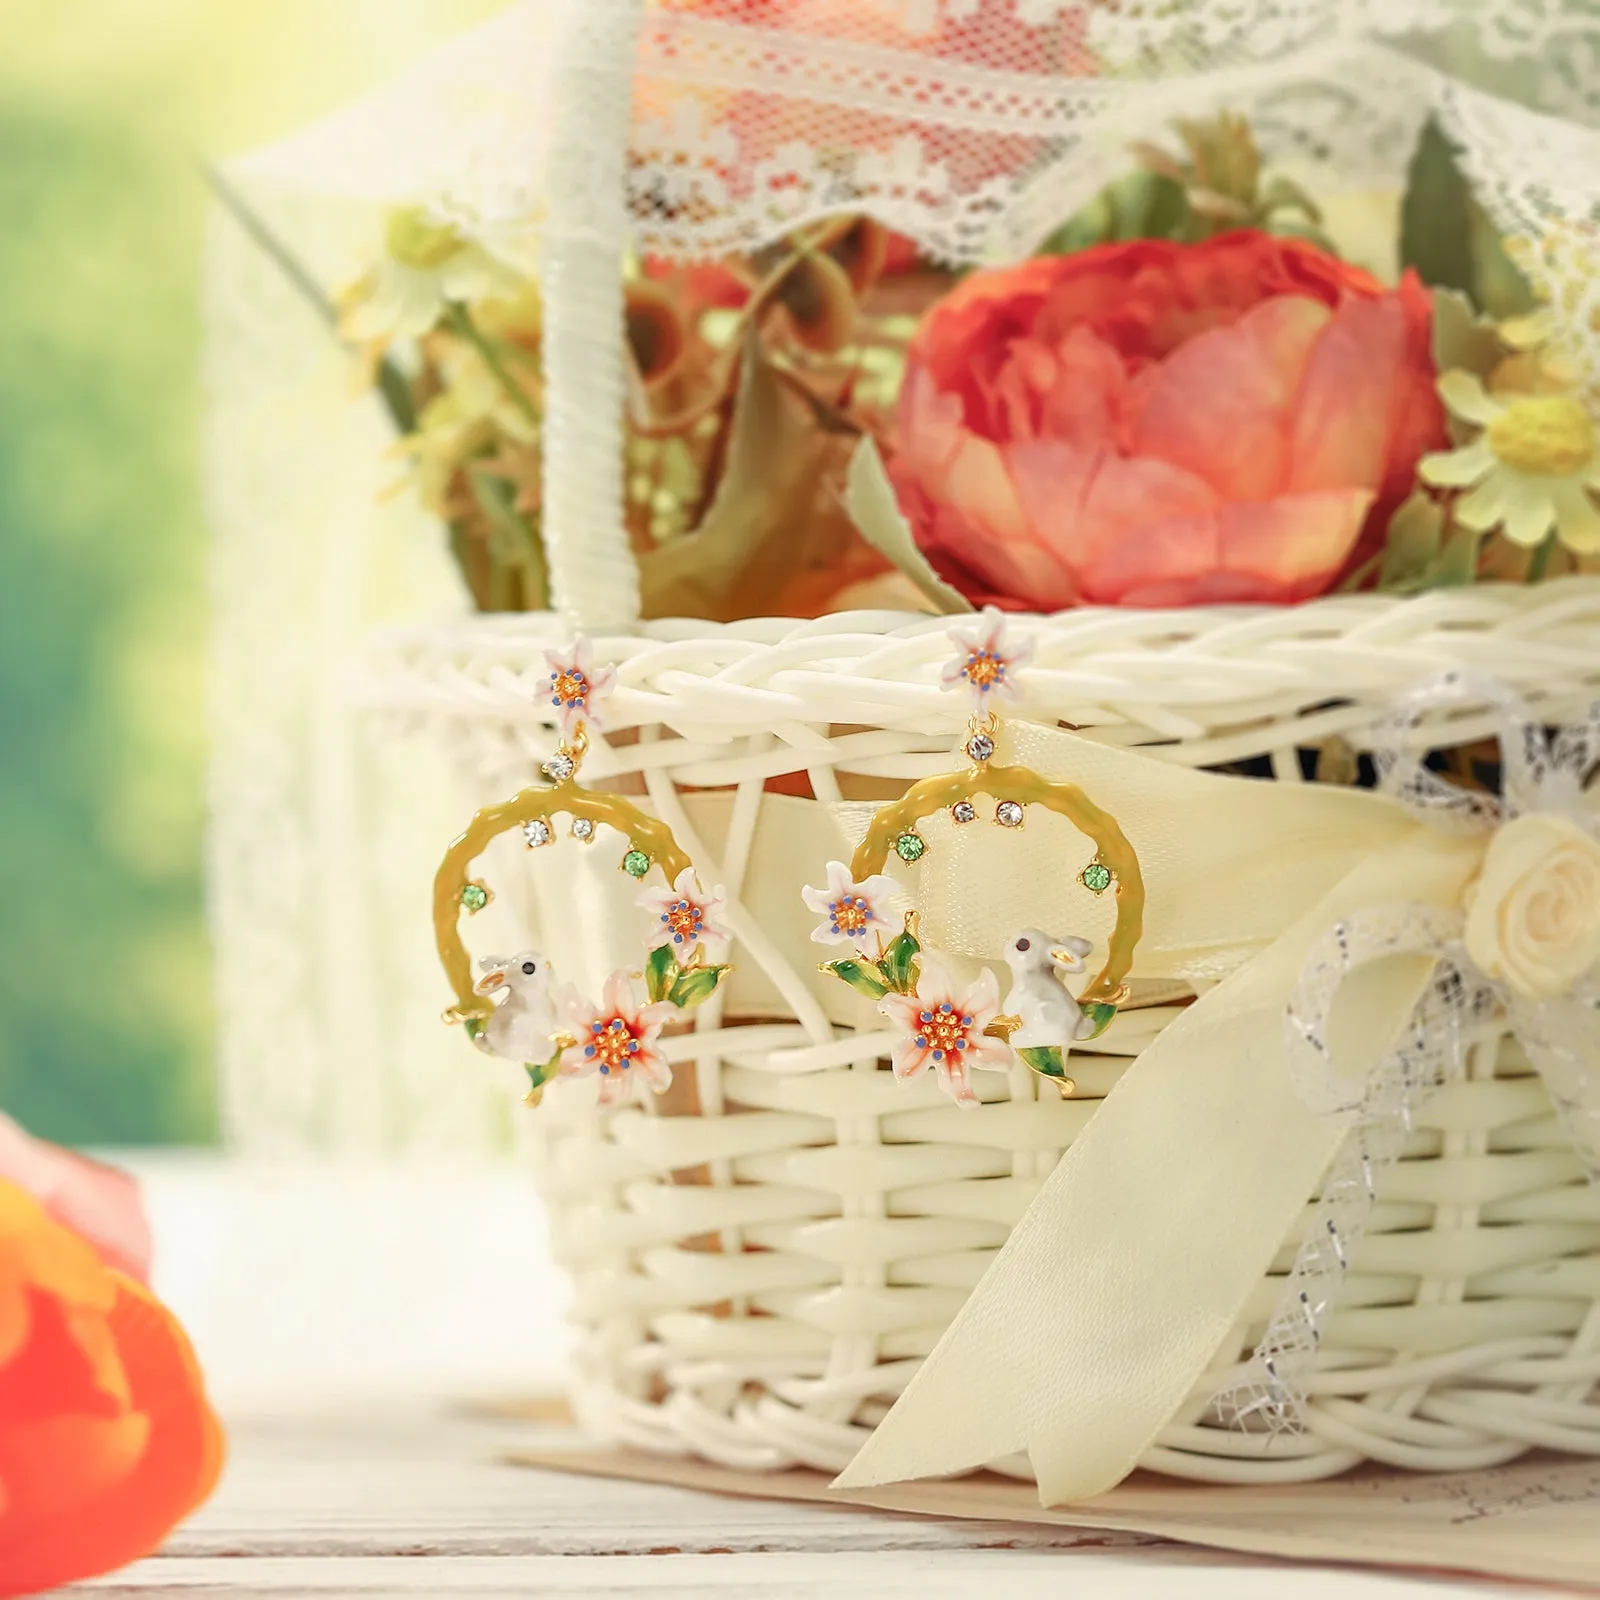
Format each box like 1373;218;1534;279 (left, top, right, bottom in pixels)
1004;439;1219;579
1287;295;1405;494
0;1111;152;1283
1128;294;1332;501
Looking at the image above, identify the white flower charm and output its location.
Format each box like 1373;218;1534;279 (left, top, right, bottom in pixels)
556;971;676;1107
940;606;1033;712
1419;371;1600;555
638;869;732;962
878;958;1010;1108
1464;813;1600;1001
543;635;618;739
339;205;533;344
802;861;902;947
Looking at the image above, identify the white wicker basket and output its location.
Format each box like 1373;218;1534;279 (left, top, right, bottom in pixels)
374;584;1600;1484
373;0;1600;1491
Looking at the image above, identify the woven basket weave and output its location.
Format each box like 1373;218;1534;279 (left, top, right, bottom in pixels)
375;582;1600;1483
362;0;1600;1487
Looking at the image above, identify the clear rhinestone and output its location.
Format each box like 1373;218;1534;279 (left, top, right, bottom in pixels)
951;800;977;825
966;732;996;763
571;817;596;842
523;818;553;849
995;800;1024;828
542;752;576;783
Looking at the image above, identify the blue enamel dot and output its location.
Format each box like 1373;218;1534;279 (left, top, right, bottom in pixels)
931;1049;945;1061
915;1035;927;1048
584;1045;596;1057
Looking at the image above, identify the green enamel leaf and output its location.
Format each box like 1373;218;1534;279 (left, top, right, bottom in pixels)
645;944;678;1005
463;1017;486;1043
1018;1045;1069;1080
1079;1001;1119;1041
822;959;889;999
880;930;921;994
670;963;731;1010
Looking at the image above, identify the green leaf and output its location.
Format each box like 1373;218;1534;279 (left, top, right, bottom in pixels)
1018;1045;1069;1079
1037;171;1189;255
669;964;731;1010
1400;116;1478;300
1078;1001;1119;1041
821;959;890;1000
467;466;550;607
1379;491;1445;589
1400;116;1534;316
879;929;921;995
463;1017;486;1043
645;944;677;1005
844;439;972;616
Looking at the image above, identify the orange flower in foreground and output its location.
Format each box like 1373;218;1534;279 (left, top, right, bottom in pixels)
889;232;1446;608
0;1177;222;1596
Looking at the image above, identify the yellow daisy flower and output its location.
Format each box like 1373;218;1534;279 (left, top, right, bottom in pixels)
1420;370;1600;554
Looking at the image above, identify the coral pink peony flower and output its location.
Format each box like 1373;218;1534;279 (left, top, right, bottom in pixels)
557;971;676;1107
638;868;733;961
889;233;1446;609
879;958;1011;1108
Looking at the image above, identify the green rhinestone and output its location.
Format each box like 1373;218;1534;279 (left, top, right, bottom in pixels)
460;883;489;913
894;831;927;864
1081;862;1112;894
622;849;652;879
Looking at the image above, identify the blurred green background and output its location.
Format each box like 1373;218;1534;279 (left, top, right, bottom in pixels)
0;2;501;1145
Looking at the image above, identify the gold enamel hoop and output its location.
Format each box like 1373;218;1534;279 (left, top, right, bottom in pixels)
434;768;691;1025
849;736;1145;1027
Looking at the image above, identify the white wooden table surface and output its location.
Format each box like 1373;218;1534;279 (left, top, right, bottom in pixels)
75;1157;1538;1598
62;1406;1536;1599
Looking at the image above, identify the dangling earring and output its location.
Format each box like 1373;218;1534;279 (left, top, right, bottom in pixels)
803;608;1145;1107
434;635;732;1107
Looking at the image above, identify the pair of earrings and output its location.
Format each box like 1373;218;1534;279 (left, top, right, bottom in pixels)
434;613;1145;1110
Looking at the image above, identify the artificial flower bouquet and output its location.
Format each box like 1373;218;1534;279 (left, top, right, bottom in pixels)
331;111;1596;628
210;0;1600;1506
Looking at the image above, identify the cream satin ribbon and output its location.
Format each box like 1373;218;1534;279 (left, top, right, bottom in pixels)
834;720;1484;1504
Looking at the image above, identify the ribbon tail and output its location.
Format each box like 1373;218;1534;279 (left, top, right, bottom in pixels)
835;981;1347;1500
836;836;1480;1504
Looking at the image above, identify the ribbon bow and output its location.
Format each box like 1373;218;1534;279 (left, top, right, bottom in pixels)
1220;674;1600;1432
837;676;1597;1506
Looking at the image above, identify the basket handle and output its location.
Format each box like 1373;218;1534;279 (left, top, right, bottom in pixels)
540;0;647;630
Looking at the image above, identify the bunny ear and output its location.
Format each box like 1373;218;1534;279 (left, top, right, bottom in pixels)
479;954;510;972
1057;936;1093;958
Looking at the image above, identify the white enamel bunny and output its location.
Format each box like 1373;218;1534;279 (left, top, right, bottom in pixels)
472;950;558;1064
1003;929;1097;1050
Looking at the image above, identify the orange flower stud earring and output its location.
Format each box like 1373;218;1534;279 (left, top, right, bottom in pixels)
434;635;732;1106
